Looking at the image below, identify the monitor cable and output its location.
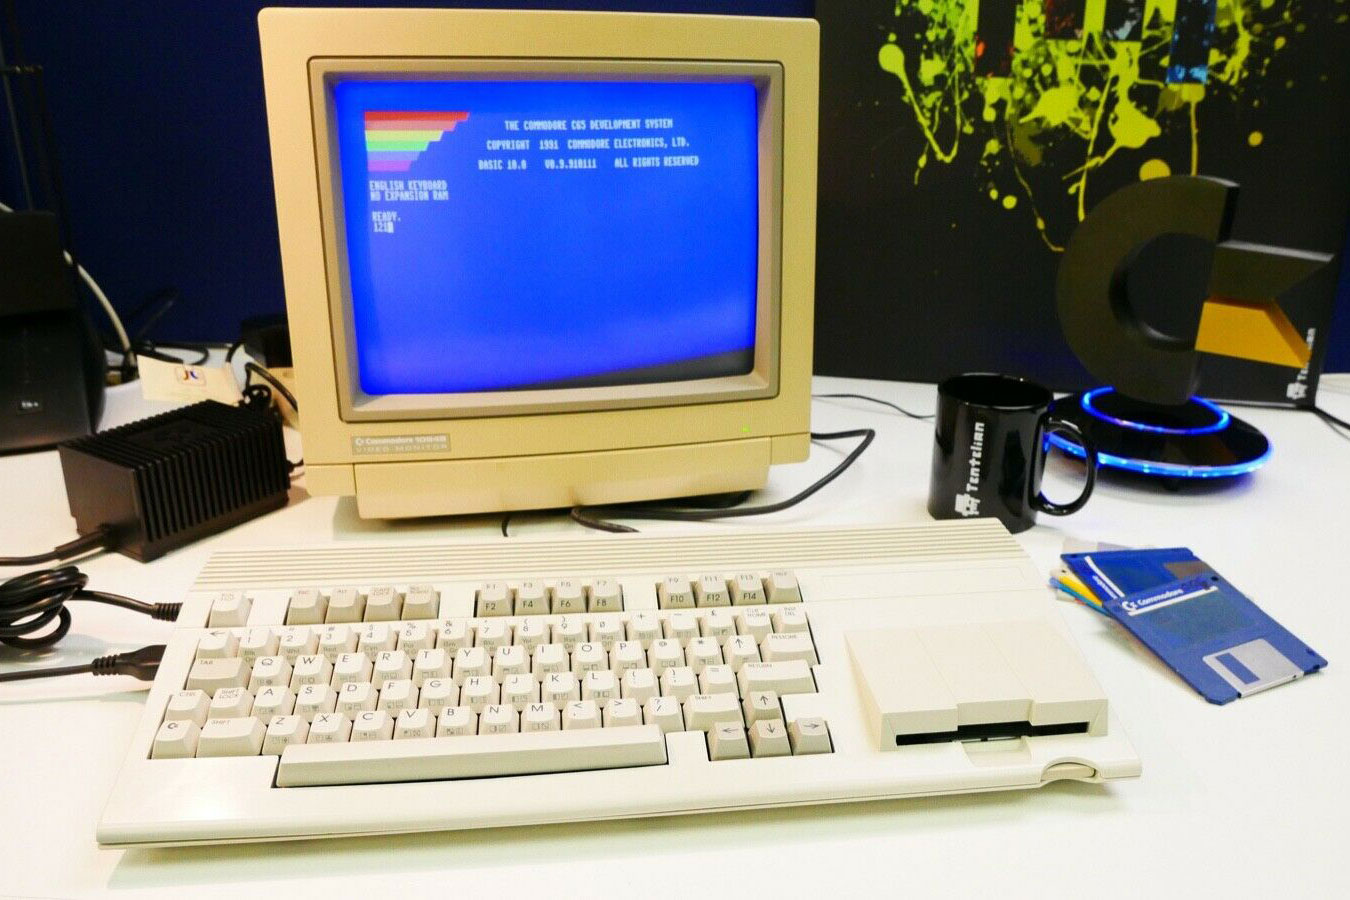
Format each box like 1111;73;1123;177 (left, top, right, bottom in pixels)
569;427;875;533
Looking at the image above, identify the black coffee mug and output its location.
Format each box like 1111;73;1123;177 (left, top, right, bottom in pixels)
927;373;1097;534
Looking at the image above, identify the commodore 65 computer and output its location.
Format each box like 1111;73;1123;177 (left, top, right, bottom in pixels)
260;7;818;519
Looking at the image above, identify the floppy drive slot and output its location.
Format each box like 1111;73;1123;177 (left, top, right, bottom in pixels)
846;620;1108;751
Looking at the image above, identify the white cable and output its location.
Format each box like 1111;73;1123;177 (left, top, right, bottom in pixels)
0;199;132;353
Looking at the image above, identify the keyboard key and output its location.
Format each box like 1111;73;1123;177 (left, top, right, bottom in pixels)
788;718;831;755
563;699;601;730
207;592;251;627
331;652;372;688
699;665;737;695
185;657;248;695
286;589;327;625
452;647;489;683
318;624;357;655
659;666;697;700
412;648;450;685
723;635;761;671
248;655;292;692
357;623;396;654
501;673;538;709
151;719;200;759
648;639;684;676
394;708;435;740
262;715;309;754
401;586;440;620
474;621;511;654
541;672;579;705
514;581;548;615
436;620;471;653
588;578;623;612
664;612;699;643
552;619;585;652
197;716;265;756
765;571;802;604
164;689;211;726
476;582;513;617
694;575;730;607
493;645;528;681
742;690;783;726
195;629;239;660
376;679;416;713
294;684;337;721
479;704;519;734
737;660;816;696
686;636;722;673
252;685;295;719
326;588;365;623
417;678;457;712
460;675;499;712
626;612;661;647
336;681;377;716
604;697;642;728
657;576;694;609
514;620;548;652
531;643;567;679
684;693;743;731
582;670;617;707
621;668;658;704
708;723;750;760
276;724;667;787
395;621;434;653
642;696;684;733
436;706;477;737
730;574;765;605
364;586;402;621
278;626;317;662
701;609;735;640
308;713;352;744
521;701;560;732
760;632;817;665
748;719;791;757
771;605;810;635
610;640;646;674
552;580;586;614
590;616;624;648
239;628;279;664
571;642;607;675
290;654;332;690
372;650;411;687
735;608;772;642
351;710;394;742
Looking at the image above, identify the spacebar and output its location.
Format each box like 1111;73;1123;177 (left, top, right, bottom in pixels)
275;726;668;787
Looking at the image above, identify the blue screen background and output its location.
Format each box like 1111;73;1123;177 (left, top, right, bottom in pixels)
333;79;760;395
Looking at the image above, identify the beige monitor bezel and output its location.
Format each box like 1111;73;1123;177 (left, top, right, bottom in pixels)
309;58;784;422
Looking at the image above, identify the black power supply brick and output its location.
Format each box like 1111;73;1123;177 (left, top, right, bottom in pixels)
58;400;290;561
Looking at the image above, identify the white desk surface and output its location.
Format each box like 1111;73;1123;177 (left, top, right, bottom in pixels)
2;374;1348;899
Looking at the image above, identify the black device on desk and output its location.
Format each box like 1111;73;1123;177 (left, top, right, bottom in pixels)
0;209;106;453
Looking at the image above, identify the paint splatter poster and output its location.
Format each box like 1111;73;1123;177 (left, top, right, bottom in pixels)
816;0;1350;400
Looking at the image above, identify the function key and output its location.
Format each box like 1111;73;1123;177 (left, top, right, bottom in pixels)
588;578;623;612
552;580;586;614
729;574;766;606
694;575;730;607
514;581;549;615
475;582;513;617
657;576;695;609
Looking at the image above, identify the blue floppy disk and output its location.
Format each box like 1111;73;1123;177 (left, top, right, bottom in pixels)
1101;573;1327;704
1061;547;1209;603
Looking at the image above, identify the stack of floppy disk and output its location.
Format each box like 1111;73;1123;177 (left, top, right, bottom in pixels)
1051;547;1326;704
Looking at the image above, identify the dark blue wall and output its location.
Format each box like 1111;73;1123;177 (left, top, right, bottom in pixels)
4;1;1347;371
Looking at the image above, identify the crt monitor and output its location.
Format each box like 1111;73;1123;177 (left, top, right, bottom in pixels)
259;8;818;518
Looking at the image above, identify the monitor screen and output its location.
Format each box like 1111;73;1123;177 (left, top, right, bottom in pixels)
331;78;761;397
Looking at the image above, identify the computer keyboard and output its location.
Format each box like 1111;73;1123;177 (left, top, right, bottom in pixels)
98;520;1140;847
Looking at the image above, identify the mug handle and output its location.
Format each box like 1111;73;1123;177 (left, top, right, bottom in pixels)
1032;415;1097;516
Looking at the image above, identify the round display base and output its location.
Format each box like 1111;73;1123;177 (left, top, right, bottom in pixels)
1046;388;1272;480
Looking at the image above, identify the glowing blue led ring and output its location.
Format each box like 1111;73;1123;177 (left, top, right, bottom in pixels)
1046;432;1272;479
1080;388;1231;436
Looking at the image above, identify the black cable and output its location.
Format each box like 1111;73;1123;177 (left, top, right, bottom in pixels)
570;428;876;533
225;340;244;365
501;514;512;537
244;362;299;412
0;565;180;650
1311;403;1350;437
0;644;165;683
813;392;933;420
0;528;113;567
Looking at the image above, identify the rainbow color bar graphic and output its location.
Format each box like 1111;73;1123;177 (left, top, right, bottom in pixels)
364;110;469;172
